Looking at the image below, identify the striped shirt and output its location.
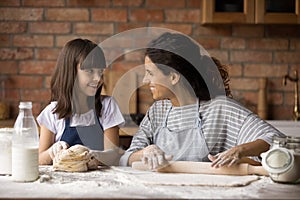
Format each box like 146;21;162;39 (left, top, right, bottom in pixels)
119;96;285;166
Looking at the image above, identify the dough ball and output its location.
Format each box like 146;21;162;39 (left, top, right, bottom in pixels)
53;144;99;172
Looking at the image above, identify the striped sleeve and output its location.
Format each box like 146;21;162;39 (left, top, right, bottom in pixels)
237;113;286;162
200;96;286;162
238;113;283;145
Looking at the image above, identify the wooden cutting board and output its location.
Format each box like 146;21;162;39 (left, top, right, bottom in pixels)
132;161;269;176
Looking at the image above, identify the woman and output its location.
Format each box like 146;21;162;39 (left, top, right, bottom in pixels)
37;38;125;165
120;32;285;169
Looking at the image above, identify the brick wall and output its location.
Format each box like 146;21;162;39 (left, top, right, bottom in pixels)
0;0;300;120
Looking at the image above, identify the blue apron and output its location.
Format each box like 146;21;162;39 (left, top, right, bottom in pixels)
60;111;104;151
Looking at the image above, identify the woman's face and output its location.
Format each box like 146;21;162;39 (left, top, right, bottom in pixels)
76;64;104;97
143;56;175;101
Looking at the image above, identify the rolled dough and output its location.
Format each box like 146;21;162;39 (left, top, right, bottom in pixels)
112;167;260;187
134;173;260;187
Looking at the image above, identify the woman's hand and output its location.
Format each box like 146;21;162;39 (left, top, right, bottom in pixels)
208;146;241;168
208;140;270;168
142;145;173;170
49;141;69;160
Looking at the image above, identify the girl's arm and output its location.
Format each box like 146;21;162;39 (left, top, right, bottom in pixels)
38;125;55;165
103;126;119;150
89;126;121;166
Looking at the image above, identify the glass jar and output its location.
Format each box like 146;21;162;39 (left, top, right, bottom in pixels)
0;128;13;175
271;135;287;148
261;136;300;183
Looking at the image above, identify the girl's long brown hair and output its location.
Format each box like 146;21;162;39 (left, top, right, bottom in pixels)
50;38;106;119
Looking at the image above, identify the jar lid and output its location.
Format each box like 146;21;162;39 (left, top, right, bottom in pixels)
272;136;287;147
262;147;294;174
0;128;13;141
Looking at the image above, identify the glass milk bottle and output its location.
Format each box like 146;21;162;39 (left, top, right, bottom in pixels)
12;102;39;182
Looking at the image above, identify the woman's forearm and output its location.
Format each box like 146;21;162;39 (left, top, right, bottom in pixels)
238;139;270;158
209;139;271;167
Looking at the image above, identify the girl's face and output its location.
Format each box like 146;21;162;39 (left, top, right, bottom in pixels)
76;64;104;97
143;56;175;101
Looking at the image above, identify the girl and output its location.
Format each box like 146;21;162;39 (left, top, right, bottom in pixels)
120;32;285;169
38;38;125;165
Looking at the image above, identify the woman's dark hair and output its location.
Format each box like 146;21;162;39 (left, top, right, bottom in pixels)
50;38;106;119
211;57;232;98
145;32;231;101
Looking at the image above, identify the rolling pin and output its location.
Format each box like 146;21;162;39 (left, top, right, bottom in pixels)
132;161;269;176
257;77;268;120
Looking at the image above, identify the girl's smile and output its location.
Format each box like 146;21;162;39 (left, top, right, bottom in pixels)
77;66;104;97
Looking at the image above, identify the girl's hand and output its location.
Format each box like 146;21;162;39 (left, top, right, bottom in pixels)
49;141;69;160
142;145;173;170
208;146;241;168
89;148;124;166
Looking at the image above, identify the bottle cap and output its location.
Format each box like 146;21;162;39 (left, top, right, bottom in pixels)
19;102;32;109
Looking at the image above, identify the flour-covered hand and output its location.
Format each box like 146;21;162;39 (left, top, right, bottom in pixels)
49;141;69;160
208;146;241;168
142;145;173;170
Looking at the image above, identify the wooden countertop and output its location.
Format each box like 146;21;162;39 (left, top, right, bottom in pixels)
0;166;299;199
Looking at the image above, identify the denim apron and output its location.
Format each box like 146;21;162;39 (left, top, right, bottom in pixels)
60;111;104;151
153;103;209;161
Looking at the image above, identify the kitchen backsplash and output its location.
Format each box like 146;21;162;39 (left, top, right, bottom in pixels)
0;0;300;120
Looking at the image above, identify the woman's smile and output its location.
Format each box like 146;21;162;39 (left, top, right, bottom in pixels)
143;56;175;101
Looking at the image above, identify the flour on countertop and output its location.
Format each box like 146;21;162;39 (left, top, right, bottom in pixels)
1;166;299;199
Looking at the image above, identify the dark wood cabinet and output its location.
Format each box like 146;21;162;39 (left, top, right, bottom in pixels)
256;0;300;24
202;0;300;24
